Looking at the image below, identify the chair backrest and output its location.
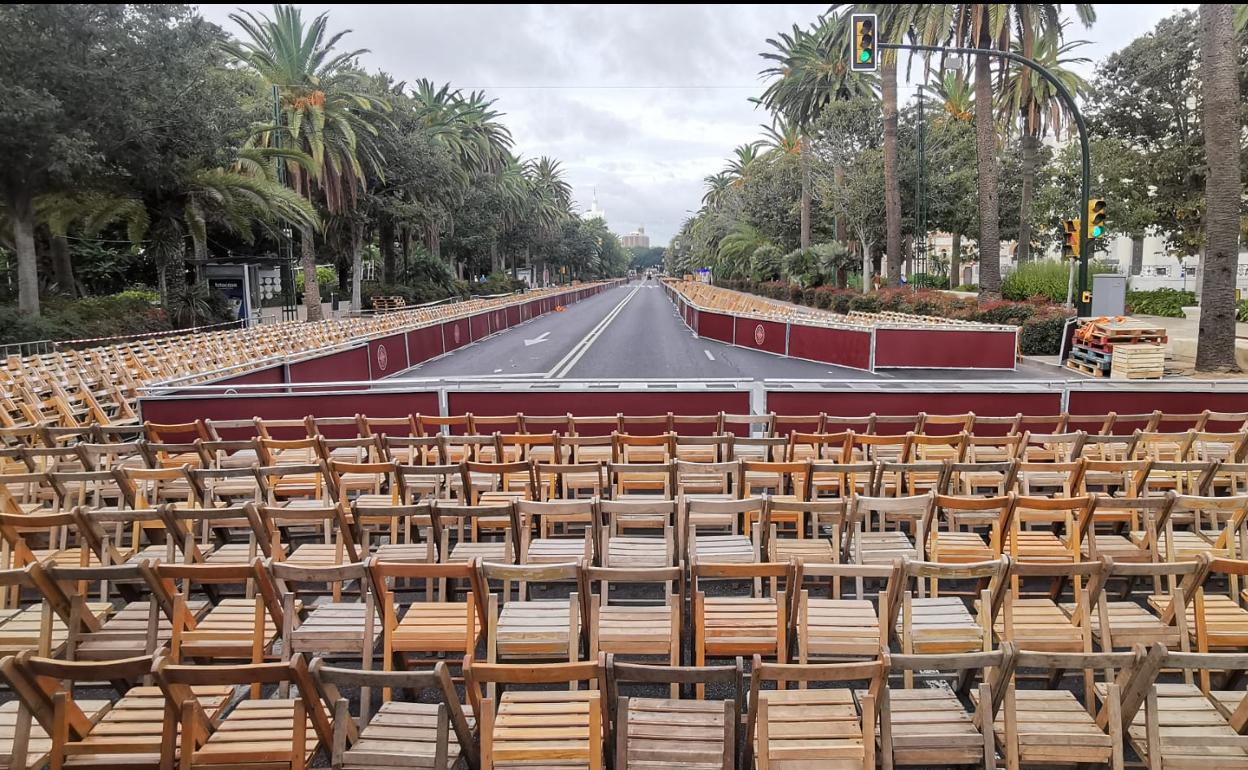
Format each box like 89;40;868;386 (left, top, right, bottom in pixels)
2;652;155;742
887;645;1018;722
786;431;852;462
430;500;521;561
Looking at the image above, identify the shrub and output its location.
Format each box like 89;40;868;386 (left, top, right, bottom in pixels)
750;244;784;282
1002;260;1117;303
479;272;525;296
954;283;978;292
1239;299;1248;322
910;272;948;290
1127;288;1196;318
1019;312;1073;356
295;264;338;298
0;291;173;346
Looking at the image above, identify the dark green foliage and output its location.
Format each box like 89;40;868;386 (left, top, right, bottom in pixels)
0;293;172;346
1127;288;1197;318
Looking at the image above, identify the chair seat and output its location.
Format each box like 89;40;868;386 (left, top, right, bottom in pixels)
754;688;866;769
1124;683;1248;768
448;541;508;564
993;689;1112;764
0;698;107;770
393;602;480;654
525;537;590;565
1082;533;1151;562
852;531;916;566
0;602;112;657
1059;600;1182;649
605;536;671;569
995;599;1083;652
181;598;279;659
373;543;434;563
928;531;994;563
1147;593;1248;648
291;601;379;654
619;696;727;770
700;597;780;657
343;700;474;770
490;690;600;770
690;535;756;564
64;684;232;770
801;598;881;659
773;537;837;565
283;543;346;569
596;604;677;657
1008;531;1075;563
880;686;984;766
1130;529;1235;560
203;542;260;565
192;698;317;768
898;597;984;655
497;599;577;660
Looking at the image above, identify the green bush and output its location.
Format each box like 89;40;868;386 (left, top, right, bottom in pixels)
1127;288;1196;318
954;283;978;292
1019;313;1071;356
479;272;525;296
750;244;784;282
1238;300;1248;322
0;292;172;346
1002;260;1117;303
295;264;337;298
910;272;948;290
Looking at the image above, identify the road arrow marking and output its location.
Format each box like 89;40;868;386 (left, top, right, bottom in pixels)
524;332;551;347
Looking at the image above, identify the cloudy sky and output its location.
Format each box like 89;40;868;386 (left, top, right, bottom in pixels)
198;3;1191;245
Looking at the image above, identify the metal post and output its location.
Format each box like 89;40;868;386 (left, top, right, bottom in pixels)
272;84;297;322
881;42;1092;316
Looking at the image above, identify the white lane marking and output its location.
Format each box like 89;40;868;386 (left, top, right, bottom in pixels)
494;368;503;373
704;350;715;361
523;331;550;347
546;284;643;379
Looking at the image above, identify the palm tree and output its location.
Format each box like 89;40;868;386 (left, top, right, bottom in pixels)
223;4;389;319
948;4;1095;299
933;71;974;124
725;143;764;187
1000;30;1090;262
702;172;735;209
1197;3;1241;372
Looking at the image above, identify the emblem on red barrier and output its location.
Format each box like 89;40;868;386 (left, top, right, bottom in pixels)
453;325;461;344
754;324;766;346
376;344;388;372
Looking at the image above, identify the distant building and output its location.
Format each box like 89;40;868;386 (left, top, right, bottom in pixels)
582;188;606;223
621;226;650;249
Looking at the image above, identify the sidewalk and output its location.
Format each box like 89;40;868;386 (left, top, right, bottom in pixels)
1133;314;1248;373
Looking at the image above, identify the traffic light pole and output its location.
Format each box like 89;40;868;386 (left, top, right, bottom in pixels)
880;42;1092;316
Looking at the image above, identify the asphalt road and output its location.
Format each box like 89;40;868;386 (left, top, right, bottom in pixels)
395;279;1073;382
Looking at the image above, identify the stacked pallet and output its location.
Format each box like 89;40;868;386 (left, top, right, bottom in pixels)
1112;343;1166;379
370;296;407;312
1067;317;1167;379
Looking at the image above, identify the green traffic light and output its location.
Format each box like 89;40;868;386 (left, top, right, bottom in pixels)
1092;225;1104;238
859;50;871;62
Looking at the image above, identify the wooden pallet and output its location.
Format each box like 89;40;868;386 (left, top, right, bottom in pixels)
371;296;407;312
1070;343;1111;366
1111;343;1165;380
1067;359;1109;378
1077;317;1167;349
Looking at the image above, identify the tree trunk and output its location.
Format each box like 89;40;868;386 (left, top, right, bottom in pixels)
424;222;441;261
379;216;396;284
7;187;40;317
974;22;1002;300
1196;3;1241;372
350;218;363;313
882;53;902;285
1016;128;1040;264
48;232;80;298
800;146;811;249
834;164;847;242
950;233;963;290
1130;235;1145;276
301;227;323;322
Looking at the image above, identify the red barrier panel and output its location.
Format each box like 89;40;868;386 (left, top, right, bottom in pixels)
1068;390;1248;433
140;390;441;439
698;311;734;344
871;328;1017;369
767;390;1061;427
406;325;445;365
507;305;522;326
787;324;873;371
734;318;787;355
467;313;488;342
288;346;370;383
449;390;751;435
368;333;409;378
442;319;470;352
214;364;286;387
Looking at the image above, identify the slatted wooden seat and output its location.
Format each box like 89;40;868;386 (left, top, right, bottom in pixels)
1064;560;1201;659
311;659;478;770
746;657;886;770
739;462;810;535
692;561;794;685
766;499;844;566
369;560;485;682
1146;494;1248;562
155;559;286;663
676;459;740;497
518;499;593;564
882;647;1015;768
158;502;270;568
941;460;1019;497
928;493;1015;564
607;657;741;770
987;650;1135;770
537;460;606;501
155;654;332;770
1007;495;1093;574
794;562;897;664
597;498;676;569
480;560;583;665
0;652;231;770
585;565;682;674
1083;494;1175;565
466;657;607;770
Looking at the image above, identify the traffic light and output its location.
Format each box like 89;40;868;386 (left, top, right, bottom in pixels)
851;13;878;73
1086;198;1106;240
1062;217;1081;258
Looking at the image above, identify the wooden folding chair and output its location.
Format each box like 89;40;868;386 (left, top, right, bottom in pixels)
606;460;677;500
0;652;231;770
154;654;332;770
154;558;285;664
1154;494;1248;562
430;500;520;565
538;460;607;500
766;498;845;565
746;656;887;770
1085;493;1176;565
676;459;741;498
928;493;1016;565
607;657;741;770
479;560;583;667
466;657;607;770
1006;495;1094;573
883;646;1017;768
844;493;937;567
793;561;899;664
269;560;378;679
584;565;682;676
691;561;794;684
686;498;765;565
808;459;876;500
255;499;360;571
310;659;477;770
518;499;594;565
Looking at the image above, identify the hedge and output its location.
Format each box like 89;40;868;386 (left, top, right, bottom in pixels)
0;292;171;346
714;278;1072;356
